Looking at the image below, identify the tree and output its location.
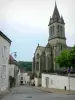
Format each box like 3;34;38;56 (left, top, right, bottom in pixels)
69;46;75;67
18;61;32;71
56;49;71;68
56;46;75;68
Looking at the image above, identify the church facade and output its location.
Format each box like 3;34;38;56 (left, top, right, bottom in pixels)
32;3;70;76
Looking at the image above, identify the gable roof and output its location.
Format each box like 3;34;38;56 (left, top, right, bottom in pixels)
0;31;12;44
9;55;17;65
34;44;45;56
20;68;25;73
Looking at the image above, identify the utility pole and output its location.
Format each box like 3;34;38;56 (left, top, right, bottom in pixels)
68;68;70;91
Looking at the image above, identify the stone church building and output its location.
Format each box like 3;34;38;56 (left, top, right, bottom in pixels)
32;2;71;76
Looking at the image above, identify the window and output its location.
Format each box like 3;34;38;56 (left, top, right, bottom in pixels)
21;77;23;80
37;53;39;58
61;45;62;50
60;26;62;36
57;25;59;32
51;80;53;85
2;65;6;78
53;26;54;33
50;27;52;36
2;46;7;58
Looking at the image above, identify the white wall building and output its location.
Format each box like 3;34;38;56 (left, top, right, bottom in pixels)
17;70;21;85
8;64;20;86
42;73;75;91
34;77;41;86
8;55;21;87
0;31;11;91
20;70;30;85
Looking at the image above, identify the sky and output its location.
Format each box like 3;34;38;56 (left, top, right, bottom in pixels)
0;0;75;61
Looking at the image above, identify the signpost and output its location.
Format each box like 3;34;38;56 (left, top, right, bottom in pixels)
68;68;70;91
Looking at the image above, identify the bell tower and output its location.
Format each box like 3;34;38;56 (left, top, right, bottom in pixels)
48;2;67;71
48;2;66;46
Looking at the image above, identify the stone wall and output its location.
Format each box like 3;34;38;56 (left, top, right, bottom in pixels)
34;77;41;86
42;73;75;91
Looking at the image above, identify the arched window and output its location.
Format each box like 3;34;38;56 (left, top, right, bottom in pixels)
50;27;52;36
57;25;59;32
2;65;6;78
60;26;62;36
37;53;39;58
53;26;54;34
2;46;7;58
61;45;62;50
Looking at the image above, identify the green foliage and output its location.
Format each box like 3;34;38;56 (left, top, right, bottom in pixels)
56;49;71;67
56;46;75;68
69;46;75;67
18;61;32;71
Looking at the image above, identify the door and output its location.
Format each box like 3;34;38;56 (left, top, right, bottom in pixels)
45;77;49;88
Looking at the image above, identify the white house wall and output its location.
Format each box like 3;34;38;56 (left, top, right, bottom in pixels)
8;65;15;77
17;70;21;85
34;78;41;86
42;74;75;91
0;36;10;91
20;72;30;84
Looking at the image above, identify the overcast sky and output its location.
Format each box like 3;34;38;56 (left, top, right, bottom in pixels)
0;0;75;61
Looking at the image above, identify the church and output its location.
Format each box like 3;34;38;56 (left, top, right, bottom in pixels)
32;2;71;76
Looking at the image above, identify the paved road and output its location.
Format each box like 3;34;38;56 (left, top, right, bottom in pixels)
1;85;75;100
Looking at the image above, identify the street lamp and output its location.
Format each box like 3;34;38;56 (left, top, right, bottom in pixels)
10;52;17;65
9;52;17;88
11;52;17;58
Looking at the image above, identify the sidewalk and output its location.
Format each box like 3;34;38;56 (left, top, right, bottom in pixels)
0;89;9;99
36;86;75;95
0;87;17;99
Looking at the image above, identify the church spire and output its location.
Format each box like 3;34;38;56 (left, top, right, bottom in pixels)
48;1;65;26
52;1;60;19
55;0;56;6
61;15;65;24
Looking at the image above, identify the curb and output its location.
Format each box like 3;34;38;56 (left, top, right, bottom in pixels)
36;87;75;95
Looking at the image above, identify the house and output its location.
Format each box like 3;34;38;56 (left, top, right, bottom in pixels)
8;55;20;88
0;31;11;91
20;69;30;85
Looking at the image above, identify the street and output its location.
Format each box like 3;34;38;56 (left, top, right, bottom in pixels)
1;86;75;100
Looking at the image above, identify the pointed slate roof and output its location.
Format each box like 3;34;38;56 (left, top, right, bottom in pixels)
52;2;60;19
61;15;65;24
48;2;65;26
46;43;51;48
